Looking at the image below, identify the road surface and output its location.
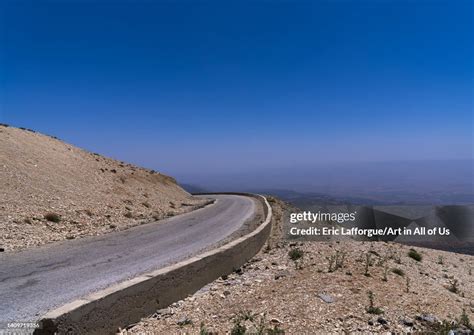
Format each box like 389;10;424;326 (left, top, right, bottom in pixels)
0;194;256;323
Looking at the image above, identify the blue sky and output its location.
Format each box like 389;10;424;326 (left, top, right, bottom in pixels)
1;0;472;181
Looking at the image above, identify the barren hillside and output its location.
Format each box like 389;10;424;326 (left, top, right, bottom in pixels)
0;125;208;251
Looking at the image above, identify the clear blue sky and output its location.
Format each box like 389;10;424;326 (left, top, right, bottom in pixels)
1;0;472;179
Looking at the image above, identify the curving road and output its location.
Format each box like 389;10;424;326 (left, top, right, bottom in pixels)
0;194;256;323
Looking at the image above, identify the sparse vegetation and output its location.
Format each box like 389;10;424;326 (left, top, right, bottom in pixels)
376;256;385;267
435;320;453;335
435;310;474;334
288;248;304;261
200;322;210;335
177;317;192;326
391;268;405;276
408;249;422;262
393;252;402;264
44;212;61;223
459;309;472;330
364;253;372;277
289;248;304;270
369;250;380;257
366;291;384;315
231;311;253;335
327;250;346;273
230;311;285;335
124;211;133;218
142;202;151;208
230;321;246;335
448;278;459;294
19;127;36;133
328;255;336;271
124;236;473;334
267;325;285;335
437;255;444;265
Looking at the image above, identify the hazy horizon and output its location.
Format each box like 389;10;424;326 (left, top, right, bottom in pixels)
176;158;473;203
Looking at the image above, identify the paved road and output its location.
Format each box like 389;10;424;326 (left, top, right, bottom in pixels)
0;194;256;323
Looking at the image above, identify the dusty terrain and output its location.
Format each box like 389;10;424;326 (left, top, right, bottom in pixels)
124;198;473;334
0;125;208;251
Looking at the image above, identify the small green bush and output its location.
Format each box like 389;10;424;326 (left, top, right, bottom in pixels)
459;309;472;330
367;306;384;315
327;250;346;272
231;311;253;335
267;325;285;334
230;322;246;335
288;248;304;261
408;249;422;262
44;212;61;223
366;291;384;315
200;322;210;335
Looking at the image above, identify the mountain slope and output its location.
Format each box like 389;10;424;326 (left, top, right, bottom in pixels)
0;125;208;251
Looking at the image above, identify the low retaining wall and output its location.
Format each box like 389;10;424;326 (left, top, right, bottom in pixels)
35;194;272;335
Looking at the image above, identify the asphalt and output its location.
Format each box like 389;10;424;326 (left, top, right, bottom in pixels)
0;194;256;323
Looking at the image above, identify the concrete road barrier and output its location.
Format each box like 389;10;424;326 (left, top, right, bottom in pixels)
35;194;272;335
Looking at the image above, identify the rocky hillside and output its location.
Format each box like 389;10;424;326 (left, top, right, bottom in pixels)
0;125;208;251
124;198;474;334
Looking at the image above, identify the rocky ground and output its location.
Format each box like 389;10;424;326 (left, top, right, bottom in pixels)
0;125;209;251
123;198;473;334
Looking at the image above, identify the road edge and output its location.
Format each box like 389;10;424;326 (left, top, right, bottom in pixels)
34;194;272;335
